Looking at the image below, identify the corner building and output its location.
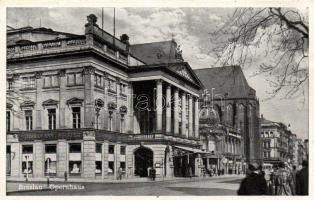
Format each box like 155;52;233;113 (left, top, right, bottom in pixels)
6;15;204;179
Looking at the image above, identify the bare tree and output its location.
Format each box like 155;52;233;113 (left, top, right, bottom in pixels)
209;8;308;99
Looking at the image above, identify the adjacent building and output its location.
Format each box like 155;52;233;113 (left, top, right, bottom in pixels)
6;14;205;179
194;66;262;172
260;116;307;168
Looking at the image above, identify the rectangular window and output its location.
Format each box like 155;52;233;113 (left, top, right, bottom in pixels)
69;143;81;153
108;79;116;92
7;79;13;90
45;144;57;176
48;108;56;130
25;110;33;130
67;73;83;86
109;145;115;154
95;74;103;88
72;107;81;129
120;146;126;155
69;143;82;175
96;143;102;153
44;75;59;88
6;111;10;132
108;161;114;174
120;162;126;171
22;77;36;89
22;145;33;174
95;161;102;174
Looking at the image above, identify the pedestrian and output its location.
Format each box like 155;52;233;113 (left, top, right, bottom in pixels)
273;162;293;195
118;167;123;180
64;171;68;182
295;160;308;195
151;167;156;181
291;165;297;194
237;163;268;195
189;165;193;179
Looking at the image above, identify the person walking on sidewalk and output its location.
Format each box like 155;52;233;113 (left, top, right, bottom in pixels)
117;167;123;180
273;162;293;195
295;160;308;195
237;163;268;195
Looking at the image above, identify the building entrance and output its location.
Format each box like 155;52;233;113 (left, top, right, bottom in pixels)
134;147;153;177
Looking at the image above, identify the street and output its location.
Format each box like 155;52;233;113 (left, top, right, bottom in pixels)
7;176;242;196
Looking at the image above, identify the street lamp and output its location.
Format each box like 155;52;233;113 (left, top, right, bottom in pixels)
25;155;29;182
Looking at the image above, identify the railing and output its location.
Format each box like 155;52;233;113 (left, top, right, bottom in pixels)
7;36;129;65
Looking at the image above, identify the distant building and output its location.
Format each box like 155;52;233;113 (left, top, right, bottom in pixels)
194;66;262;169
260;116;290;166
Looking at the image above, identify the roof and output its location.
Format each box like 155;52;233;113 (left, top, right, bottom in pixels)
194;66;256;99
130;40;182;65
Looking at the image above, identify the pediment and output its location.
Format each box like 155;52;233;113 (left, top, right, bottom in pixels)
20;100;35;108
66;97;84;105
42;99;59;107
169;63;203;88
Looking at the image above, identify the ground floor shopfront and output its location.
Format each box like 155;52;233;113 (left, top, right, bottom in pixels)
202;155;245;175
6;129;203;179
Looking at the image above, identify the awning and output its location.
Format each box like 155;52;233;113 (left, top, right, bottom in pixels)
173;146;205;154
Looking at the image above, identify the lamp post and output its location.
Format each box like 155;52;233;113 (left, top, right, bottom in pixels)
25;155;29;182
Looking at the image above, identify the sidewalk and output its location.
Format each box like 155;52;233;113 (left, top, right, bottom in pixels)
7;174;244;193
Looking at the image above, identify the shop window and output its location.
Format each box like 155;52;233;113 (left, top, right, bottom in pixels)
69;143;82;175
48;108;56;130
120;162;126;171
72;107;81;129
120;146;126;155
22;145;33;174
95;161;102;174
25;110;33;130
108;161;114;174
109;145;115;154
45;144;57;176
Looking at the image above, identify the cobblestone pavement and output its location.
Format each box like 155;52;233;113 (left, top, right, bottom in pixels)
7;175;243;196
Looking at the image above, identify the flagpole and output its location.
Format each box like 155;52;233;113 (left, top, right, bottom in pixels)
102;8;104;38
113;7;116;48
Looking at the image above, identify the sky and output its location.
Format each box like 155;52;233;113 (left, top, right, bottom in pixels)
6;7;309;139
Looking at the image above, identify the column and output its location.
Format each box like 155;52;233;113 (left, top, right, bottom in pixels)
82;131;96;178
181;92;186;137
174;88;179;135
188;95;193;138
83;66;95;128
156;80;163;132
59;69;66;128
194;98;199;138
57;139;67;177
102;140;109;178
166;85;172;133
34;140;44;177
114;143;121;180
35;72;43;130
10;141;21;177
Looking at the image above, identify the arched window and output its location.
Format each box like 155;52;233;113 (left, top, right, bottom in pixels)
238;104;245;132
226;104;233;126
213;104;222;122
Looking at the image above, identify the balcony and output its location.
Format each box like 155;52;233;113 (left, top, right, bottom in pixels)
7;36;130;65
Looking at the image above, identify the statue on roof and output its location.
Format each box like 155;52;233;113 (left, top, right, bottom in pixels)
175;44;183;60
85;14;98;28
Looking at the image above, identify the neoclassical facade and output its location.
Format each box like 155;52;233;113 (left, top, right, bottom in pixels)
6;15;204;179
